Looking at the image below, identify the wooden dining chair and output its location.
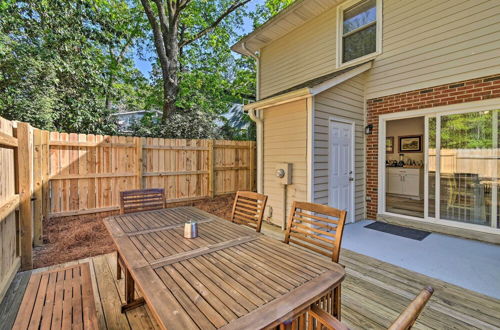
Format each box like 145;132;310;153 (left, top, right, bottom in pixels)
284;201;347;319
119;188;166;214
305;286;434;330
230;191;268;232
284;201;347;262
117;188;166;280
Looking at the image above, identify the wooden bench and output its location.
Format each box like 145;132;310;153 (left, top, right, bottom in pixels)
13;263;98;330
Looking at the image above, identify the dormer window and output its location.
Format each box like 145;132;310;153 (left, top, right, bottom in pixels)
337;0;382;66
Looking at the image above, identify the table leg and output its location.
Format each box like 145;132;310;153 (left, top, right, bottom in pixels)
117;252;122;280
121;267;145;313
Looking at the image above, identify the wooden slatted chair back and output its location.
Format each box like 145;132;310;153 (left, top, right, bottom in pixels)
120;188;166;214
284;201;347;262
230;191;268;232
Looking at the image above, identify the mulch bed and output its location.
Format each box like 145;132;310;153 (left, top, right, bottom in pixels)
33;194;235;269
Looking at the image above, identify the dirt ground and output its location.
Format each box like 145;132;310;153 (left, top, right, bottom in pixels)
33;194;235;269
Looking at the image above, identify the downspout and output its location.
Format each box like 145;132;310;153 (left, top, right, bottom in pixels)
242;42;264;194
248;108;263;193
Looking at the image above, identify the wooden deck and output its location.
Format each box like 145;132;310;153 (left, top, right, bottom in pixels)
1;225;499;329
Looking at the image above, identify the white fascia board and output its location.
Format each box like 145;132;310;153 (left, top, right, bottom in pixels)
309;61;373;96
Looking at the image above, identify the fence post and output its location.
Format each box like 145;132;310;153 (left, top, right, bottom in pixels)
41;131;50;230
208;140;215;198
249;142;255;192
33;129;43;246
16;122;33;270
135;137;143;189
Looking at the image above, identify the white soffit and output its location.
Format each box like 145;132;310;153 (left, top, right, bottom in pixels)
232;0;342;56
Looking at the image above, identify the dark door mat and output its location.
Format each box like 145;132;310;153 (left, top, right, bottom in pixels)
364;222;431;241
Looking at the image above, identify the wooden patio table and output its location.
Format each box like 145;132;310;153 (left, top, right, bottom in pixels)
104;206;345;329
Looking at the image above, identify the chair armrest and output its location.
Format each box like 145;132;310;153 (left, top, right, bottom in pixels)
388;286;434;330
309;306;350;330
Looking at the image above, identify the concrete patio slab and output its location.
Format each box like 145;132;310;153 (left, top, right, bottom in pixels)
342;220;500;299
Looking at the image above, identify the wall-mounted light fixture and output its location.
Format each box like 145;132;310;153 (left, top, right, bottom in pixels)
365;124;373;135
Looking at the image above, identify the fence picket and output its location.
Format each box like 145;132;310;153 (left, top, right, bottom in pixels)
33;129;43;246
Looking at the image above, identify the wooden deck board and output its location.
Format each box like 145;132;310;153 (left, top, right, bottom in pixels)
1;223;499;329
0;270;31;330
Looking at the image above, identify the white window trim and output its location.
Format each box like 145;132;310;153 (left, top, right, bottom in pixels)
336;0;383;68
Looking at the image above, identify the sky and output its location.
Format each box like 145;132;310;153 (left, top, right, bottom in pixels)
133;0;265;78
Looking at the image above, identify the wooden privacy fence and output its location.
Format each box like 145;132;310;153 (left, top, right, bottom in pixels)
42;133;255;217
0;118;32;302
0;115;255;300
428;148;499;177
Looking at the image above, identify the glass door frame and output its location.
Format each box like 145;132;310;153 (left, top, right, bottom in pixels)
423;115;434;220
377;101;500;233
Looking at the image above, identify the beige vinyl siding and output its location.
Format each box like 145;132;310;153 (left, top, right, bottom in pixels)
263;99;308;227
259;6;338;99
258;0;500;100
365;0;500;98
314;75;366;221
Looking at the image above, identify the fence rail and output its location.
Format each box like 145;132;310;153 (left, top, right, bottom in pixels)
0;115;255;301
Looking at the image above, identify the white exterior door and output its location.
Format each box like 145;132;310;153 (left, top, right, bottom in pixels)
329;120;354;222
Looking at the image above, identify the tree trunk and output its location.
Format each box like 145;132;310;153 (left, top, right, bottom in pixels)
105;73;113;110
162;78;178;121
161;27;180;122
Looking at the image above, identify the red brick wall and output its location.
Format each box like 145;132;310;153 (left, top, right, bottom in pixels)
366;74;500;219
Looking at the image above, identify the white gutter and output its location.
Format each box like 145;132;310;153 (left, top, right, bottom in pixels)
242;42;264;194
244;88;311;111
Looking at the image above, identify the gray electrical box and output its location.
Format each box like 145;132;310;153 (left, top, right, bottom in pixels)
275;163;292;185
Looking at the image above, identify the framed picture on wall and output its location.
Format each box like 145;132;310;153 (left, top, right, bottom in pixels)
386;136;394;153
399;135;422;152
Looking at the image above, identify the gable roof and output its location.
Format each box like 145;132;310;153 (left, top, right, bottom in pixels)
232;0;342;56
244;61;372;110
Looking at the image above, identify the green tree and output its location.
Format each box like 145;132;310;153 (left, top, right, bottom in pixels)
0;0;294;139
95;0;150;111
129;108;221;139
0;0;147;134
137;0;295;138
249;0;295;26
139;0;252;120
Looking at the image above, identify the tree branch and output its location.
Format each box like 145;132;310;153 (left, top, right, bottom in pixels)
153;0;171;46
172;0;191;24
176;0;191;12
118;20;142;62
140;0;168;69
179;0;250;48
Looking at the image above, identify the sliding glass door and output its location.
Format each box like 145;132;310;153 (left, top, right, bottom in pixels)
427;109;499;228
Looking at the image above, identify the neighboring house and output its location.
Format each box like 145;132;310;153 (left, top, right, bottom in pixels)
111;110;162;133
232;0;500;242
